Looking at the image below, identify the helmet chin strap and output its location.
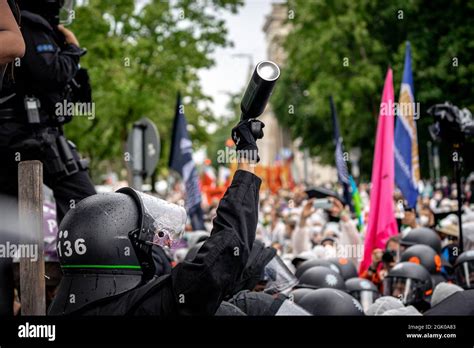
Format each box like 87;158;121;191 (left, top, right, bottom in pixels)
45;13;60;27
128;228;157;282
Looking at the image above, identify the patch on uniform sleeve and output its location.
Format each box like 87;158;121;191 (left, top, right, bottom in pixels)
36;44;56;53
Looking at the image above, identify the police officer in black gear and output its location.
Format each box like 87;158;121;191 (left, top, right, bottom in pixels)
49;119;265;315
383;262;433;312
0;0;95;223
401;244;446;287
345;277;380;312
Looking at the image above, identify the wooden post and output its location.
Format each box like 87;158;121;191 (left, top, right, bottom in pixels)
18;160;45;315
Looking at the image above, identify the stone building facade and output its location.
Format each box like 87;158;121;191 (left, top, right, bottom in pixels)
259;3;336;185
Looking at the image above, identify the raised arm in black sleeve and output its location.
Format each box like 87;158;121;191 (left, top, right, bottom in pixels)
171;169;262;315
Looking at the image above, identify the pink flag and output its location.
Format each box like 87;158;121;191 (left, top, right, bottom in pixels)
359;68;399;273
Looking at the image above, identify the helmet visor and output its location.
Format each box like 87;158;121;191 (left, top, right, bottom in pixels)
59;0;75;25
263;255;298;295
383;277;415;305
455;260;474;289
359;290;379;312
136;191;187;248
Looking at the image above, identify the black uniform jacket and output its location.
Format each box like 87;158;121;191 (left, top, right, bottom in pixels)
63;170;261;316
0;11;84;126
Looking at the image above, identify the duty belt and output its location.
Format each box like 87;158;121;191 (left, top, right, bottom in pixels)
0;108;15;121
0;93;18;122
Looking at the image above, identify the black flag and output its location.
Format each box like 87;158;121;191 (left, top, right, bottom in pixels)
330;96;353;210
169;93;205;230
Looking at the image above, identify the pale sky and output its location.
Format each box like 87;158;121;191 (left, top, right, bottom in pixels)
136;0;276;117
134;0;277;118
198;0;275;119
133;0;277;163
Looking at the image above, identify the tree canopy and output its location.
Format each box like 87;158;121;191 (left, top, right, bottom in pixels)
66;0;243;181
273;0;474;180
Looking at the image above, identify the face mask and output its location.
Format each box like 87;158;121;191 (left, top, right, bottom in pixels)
419;215;429;226
441;238;451;248
324;245;336;258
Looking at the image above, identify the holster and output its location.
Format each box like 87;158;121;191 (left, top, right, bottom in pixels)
3;96;88;179
11;128;85;179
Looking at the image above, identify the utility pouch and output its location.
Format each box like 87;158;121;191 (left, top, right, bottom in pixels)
24;97;41;124
57;134;79;176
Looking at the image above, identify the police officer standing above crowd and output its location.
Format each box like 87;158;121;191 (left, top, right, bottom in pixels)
0;0;95;223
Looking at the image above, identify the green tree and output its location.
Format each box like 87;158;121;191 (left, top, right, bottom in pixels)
273;0;474;180
206;90;240;168
65;0;243;181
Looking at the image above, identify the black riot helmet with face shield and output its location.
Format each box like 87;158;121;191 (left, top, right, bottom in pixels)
117;187;187;279
232;241;297;295
453;250;474;289
383;262;433;306
233;240;276;293
262;255;298;295
48;188;186;315
345;277;380;312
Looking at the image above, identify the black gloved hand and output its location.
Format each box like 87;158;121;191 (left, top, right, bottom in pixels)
231;119;265;163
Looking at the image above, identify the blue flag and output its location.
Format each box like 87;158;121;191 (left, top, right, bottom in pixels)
395;42;420;208
169;93;205;230
330;96;352;208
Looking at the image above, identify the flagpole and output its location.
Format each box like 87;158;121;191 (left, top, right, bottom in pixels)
427;141;434;182
433;145;441;184
453;143;465;253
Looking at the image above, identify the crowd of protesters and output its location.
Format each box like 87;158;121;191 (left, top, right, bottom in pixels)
147;173;474;316
25;172;473;316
